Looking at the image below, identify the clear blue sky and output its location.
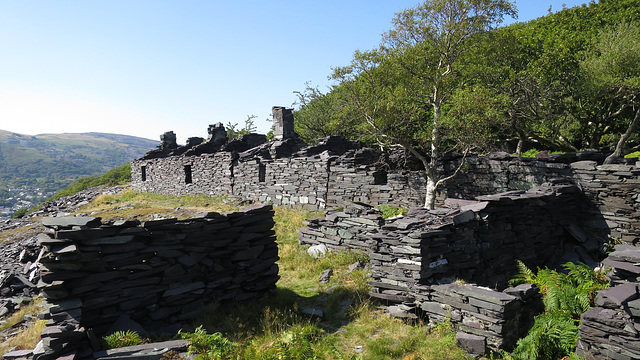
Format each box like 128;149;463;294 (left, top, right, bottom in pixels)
0;1;591;143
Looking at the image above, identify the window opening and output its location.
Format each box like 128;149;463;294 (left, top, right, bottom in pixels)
184;165;193;184
373;170;387;185
258;163;266;183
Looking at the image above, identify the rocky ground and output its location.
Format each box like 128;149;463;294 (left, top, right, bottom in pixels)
0;187;124;338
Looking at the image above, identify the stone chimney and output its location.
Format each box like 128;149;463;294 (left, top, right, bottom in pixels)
207;123;228;144
272;106;295;140
159;131;178;153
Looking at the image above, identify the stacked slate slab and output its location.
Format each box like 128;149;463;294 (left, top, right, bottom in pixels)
299;182;596;352
568;161;640;246
577;245;640;360
418;283;542;351
33;204;278;359
298;202;384;252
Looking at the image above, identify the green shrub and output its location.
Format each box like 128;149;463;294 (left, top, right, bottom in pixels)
11;207;30;218
511;311;580;360
251;325;324;360
102;330;144;349
179;326;237;360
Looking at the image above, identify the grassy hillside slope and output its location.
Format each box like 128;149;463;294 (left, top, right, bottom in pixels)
0;130;157;208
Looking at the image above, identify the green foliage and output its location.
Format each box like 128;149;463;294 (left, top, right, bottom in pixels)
509;261;609;359
625;151;640;159
374;204;407;219
244;325;325;360
227;115;258;141
49;163;131;200
102;330;144;349
11;207;30;218
179;326;238;360
511;260;609;319
518;149;566;158
511;311;580;360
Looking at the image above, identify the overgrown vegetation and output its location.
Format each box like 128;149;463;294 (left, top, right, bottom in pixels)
508;261;609;359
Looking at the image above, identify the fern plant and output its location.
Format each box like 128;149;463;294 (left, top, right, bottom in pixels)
511;311;580;360
510;260;608;319
509;261;609;359
102;330;144;349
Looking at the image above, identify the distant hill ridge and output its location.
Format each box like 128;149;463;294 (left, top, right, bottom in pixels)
0;130;158;212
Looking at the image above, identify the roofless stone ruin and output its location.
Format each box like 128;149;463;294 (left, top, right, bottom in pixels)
20;106;640;359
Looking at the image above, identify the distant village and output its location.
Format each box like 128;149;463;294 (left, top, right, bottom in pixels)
0;186;54;220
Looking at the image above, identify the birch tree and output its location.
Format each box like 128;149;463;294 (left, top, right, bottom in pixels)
333;0;516;209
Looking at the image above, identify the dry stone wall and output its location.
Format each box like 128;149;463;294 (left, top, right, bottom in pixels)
131;152;234;196
131;136;640;243
34;204;278;359
233;156;330;210
299;182;592;351
577;245;640;360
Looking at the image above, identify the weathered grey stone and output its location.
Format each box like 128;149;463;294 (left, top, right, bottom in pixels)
302;307;323;318
42;216;102;228
92;340;189;360
456;332;486;357
319;268;333;284
308;244;328;258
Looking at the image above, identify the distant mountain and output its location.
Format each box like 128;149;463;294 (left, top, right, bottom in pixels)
0;130;158;212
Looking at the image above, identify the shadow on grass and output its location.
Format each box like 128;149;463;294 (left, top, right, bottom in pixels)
186;284;375;342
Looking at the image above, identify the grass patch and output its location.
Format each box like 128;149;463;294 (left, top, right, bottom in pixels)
49;163;132;201
76;189;240;221
177;205;469;359
0;298;47;354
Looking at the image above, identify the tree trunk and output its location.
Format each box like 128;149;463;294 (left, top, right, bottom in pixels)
424;102;441;210
516;135;524;159
604;107;640;164
424;175;437;209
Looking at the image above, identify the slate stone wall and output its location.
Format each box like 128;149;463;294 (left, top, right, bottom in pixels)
577;245;640;360
233;156;330;210
131;140;640;241
131;152;234;196
35;204;278;359
299;182;591;351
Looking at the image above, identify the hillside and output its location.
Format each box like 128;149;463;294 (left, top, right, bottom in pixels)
0;130;157;213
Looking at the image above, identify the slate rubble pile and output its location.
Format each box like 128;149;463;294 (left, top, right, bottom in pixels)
577;245;640;360
29;203;278;359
